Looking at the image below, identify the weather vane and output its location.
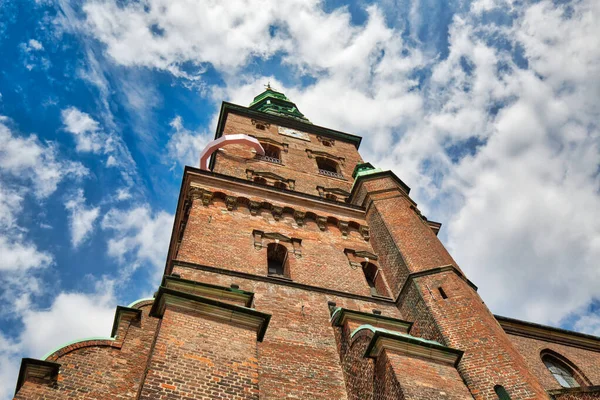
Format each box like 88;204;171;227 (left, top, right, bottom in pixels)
264;81;275;91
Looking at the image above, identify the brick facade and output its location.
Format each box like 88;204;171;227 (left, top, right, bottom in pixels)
13;93;600;399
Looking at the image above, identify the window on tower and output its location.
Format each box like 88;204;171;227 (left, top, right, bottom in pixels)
316;157;343;179
256;143;282;164
267;243;289;278
542;353;584;388
254;176;268;185
361;262;381;296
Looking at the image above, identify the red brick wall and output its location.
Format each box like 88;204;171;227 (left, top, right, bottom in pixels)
177;193;379;297
383;351;472;399
358;175;549;399
15;303;158;400
139;306;260;400
507;334;600;390
171;266;403;399
213;113;363;197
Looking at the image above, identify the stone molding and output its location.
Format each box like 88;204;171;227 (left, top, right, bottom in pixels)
163;275;254;308
150;286;271;342
330;307;413;334
15;358;60;396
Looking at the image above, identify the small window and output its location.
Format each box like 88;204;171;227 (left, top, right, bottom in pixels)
316;157;342;178
267;243;288;277
494;385;511;400
361;262;380;296
255;123;266;130
254;177;268;185
257;143;281;164
438;287;448;299
542;354;580;388
273;181;287;190
322;140;332;147
325;193;337;201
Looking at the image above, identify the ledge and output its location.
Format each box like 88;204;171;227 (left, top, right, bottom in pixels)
150;286;271;342
15;358;60;395
163;275;254;308
354;325;463;367
110;306;142;337
349;170;412;204
330;307;413;333
496;315;600;352
548;385;600;397
171;260;396;305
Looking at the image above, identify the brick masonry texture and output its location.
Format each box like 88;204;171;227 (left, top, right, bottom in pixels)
14;106;600;400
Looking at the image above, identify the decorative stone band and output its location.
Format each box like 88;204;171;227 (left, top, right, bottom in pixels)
495;315;600;352
354;325;464;367
330;307;413;334
15;358;60;396
162;275;254;308
150;286;271;342
548;385;600;398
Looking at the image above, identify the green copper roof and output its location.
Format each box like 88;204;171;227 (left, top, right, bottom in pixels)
249;85;311;123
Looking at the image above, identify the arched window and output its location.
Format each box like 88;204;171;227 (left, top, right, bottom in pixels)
254;176;268;185
542;354;581;388
361;262;380;296
494;385;511;400
258;143;281;164
267;243;288;277
325;193;337;201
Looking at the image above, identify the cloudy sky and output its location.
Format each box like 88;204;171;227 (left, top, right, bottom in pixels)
0;0;599;396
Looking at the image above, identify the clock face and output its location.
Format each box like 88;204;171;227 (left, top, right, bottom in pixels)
278;126;310;141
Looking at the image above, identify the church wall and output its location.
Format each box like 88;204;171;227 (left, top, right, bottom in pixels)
170;266;403;400
15;303;158;400
176;193;386;298
507;333;600;390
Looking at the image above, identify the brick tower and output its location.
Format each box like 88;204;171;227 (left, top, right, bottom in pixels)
14;88;600;399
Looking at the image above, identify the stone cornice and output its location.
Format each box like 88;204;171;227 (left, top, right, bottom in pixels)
163;275;254;308
330;307;413;333
150;286;271;342
15;358;60;396
170;260;396;305
110;306;142;337
496;315;600;352
395;265;478;305
355;325;463;366
547;385;600;396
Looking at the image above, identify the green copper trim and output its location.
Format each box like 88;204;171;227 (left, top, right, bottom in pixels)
127;297;155;308
351;324;442;347
42;337;115;361
249;87;310;123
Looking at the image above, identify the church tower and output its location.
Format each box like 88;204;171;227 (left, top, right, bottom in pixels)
14;88;600;399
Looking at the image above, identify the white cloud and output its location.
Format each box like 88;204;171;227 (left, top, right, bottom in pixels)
101;205;173;282
0;119;87;198
27;39;43;51
0;236;52;272
60;107;138;183
166;116;210;168
64;189;100;248
0;280;116;400
78;0;600;330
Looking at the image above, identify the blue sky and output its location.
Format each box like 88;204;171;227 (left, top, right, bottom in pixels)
0;0;599;397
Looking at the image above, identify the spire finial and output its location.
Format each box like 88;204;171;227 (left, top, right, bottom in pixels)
264;81;274;91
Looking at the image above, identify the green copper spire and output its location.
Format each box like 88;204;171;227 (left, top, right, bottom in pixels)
249;84;311;123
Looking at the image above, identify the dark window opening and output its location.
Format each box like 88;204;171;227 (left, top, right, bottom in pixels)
494;385;511;400
255;123;266;130
438;287;448;299
273;181;287;190
254;177;268;185
257;143;281;164
322;140;332;147
361;262;380;296
325;193;337;201
542;354;581;388
267;243;288;277
316;157;343;178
